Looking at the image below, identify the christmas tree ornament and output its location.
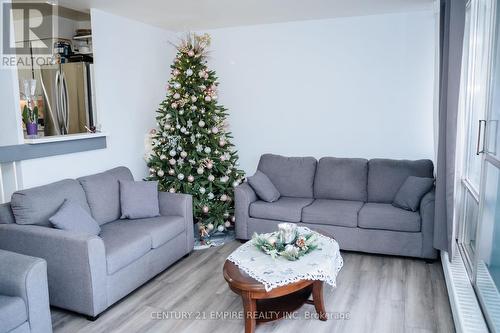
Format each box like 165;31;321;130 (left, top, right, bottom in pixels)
217;225;224;232
146;33;245;237
224;221;231;228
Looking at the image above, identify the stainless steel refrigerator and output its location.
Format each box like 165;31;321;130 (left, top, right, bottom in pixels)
39;62;94;136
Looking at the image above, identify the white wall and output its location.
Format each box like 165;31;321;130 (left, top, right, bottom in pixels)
203;11;437;174
20;9;176;187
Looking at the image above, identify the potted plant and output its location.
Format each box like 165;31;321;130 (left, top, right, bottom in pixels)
22;79;38;137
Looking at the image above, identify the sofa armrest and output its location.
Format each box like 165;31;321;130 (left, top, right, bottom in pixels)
158;192;194;253
234;182;258;240
0;250;52;333
0;224;107;316
420;189;438;259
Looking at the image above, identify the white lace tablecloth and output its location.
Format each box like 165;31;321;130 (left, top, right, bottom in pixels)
227;227;344;292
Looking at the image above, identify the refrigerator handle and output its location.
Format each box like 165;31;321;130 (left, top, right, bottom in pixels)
61;72;70;134
55;70;61;133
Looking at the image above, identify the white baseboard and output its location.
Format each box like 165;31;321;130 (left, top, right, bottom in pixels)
441;251;489;332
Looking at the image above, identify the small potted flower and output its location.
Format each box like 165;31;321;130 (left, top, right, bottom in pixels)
21;79;38;138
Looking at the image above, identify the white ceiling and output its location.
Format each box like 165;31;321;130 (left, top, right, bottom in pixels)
57;0;435;31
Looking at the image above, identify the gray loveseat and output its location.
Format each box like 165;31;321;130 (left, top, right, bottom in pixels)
0;167;194;319
235;154;437;259
0;250;52;333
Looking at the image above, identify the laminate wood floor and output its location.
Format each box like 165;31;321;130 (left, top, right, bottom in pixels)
51;241;455;333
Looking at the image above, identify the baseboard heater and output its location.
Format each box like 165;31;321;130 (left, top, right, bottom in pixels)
441;251;489;332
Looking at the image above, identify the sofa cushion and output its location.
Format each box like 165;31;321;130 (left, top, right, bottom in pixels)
392;176;435;211
358;203;421;232
257;154;317;198
11;179;90;226
78;167;134;225
109;216;185;249
314;157;368;201
367;159;434;203
302;199;364;228
99;221;152;274
49;199;101;235
119;180;160;219
0;295;27;333
247;171;281;202
249;197;313;222
0;203;15;224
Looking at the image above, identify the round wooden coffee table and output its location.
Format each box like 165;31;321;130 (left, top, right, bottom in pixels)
223;260;326;333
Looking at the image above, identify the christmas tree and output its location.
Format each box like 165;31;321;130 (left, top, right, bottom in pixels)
146;33;245;237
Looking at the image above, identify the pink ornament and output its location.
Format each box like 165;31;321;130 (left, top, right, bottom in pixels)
220;194;228;202
168;169;175;175
188;50;195;57
169;158;176;165
202;206;209;214
206;162;213;169
219;139;226;147
169;188;176;193
187;175;194;182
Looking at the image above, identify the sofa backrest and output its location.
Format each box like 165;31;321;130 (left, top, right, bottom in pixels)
367;159;434;203
10;179;91;226
0;203;15;224
314;157;368;201
78;167;134;225
257;154;317;198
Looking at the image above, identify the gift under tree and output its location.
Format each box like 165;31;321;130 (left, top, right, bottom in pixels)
146;33;245;238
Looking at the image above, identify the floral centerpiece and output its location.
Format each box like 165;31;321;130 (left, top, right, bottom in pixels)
252;223;319;261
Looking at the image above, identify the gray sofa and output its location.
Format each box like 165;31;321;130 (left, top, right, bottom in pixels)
0;250;52;333
235;154;437;259
0;167;194;319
